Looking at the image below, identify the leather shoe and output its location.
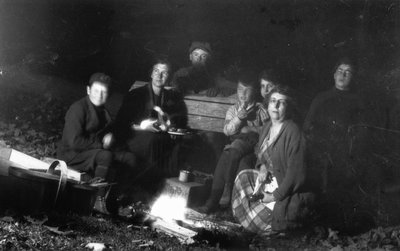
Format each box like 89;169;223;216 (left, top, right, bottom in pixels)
93;196;110;215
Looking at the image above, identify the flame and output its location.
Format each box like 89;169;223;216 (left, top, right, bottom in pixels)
150;195;187;222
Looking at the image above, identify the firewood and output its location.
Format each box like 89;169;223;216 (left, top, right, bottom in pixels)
151;217;197;244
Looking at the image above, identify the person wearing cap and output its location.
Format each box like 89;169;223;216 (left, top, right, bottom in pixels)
171;41;235;97
57;73;138;215
196;70;269;214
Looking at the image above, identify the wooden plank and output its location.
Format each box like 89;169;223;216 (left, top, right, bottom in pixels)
151;218;196;244
184;93;237;104
187;115;225;132
185;99;231;119
183;94;234;132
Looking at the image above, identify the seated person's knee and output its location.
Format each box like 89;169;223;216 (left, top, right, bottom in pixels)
95;150;113;167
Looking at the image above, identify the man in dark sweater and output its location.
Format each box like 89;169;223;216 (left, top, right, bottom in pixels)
303;58;366;228
58;73;137;215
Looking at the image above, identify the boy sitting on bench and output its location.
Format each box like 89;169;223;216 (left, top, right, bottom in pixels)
57;73;137;215
196;70;271;214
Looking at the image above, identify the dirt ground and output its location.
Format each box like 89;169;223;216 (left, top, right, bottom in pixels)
1;68;400;250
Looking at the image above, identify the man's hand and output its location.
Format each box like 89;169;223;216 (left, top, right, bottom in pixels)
102;133;115;149
206;87;219;97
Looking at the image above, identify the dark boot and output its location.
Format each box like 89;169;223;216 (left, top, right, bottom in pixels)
93;186;112;215
93;196;110;215
195;189;223;214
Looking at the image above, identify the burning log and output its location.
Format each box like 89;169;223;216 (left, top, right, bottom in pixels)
151;216;197;245
183;208;243;231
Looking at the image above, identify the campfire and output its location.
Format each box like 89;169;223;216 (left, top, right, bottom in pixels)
150;205;198;244
150;194;187;222
147;178;201;244
146;176;247;246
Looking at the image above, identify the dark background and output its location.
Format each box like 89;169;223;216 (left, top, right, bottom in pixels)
0;0;399;119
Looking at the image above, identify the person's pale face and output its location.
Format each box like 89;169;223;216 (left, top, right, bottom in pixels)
87;82;109;107
237;82;255;107
268;92;288;122
260;79;275;99
334;64;353;91
151;63;170;89
189;48;210;66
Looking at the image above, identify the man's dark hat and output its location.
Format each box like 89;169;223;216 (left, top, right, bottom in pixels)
189;41;212;54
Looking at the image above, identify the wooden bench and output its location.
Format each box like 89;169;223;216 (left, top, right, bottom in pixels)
129;81;236;133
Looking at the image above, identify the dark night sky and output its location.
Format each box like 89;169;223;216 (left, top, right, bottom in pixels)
0;0;399;110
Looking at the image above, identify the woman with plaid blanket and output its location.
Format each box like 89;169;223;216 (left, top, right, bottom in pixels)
232;85;315;233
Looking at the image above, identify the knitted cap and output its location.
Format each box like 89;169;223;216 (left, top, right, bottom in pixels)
189;41;212;54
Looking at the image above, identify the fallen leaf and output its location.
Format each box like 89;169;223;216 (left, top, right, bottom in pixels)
85;242;107;251
14;129;21;137
138;240;154;248
45;226;74;236
330;245;344;251
328;228;339;241
0;216;14;223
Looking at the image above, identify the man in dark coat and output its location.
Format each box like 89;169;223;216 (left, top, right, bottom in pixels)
171;41;235;97
57;73;137;215
114;59;187;176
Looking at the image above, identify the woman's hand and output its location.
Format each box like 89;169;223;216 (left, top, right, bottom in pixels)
257;164;269;183
139;119;161;132
261;192;275;203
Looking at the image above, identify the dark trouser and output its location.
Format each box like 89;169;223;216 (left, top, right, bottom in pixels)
212;148;242;192
238;153;257;173
111;150;137;190
68;149;113;179
94;150;113;179
208;133;259;205
211;150;257;191
126;131;175;175
105;150;137;207
69;149;137;197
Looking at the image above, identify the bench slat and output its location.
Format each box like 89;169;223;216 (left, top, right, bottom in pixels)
187;115;225;132
185;99;231;119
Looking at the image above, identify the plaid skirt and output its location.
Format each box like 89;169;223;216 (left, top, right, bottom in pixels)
231;169;274;233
